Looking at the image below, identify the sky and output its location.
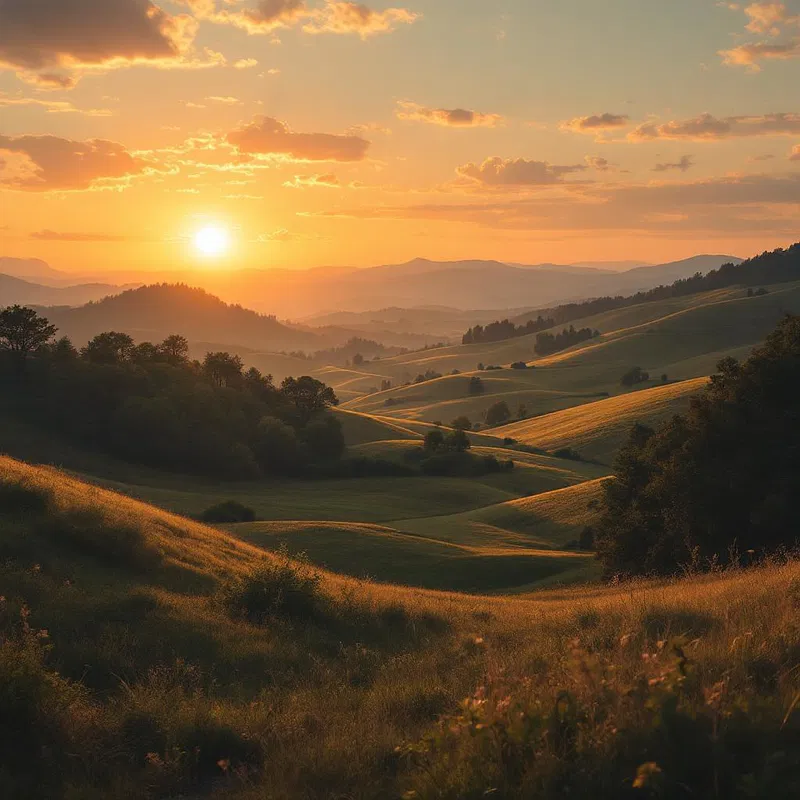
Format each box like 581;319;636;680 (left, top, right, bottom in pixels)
0;0;799;275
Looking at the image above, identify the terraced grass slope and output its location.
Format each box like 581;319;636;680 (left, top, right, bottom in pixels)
1;455;798;798
495;377;709;463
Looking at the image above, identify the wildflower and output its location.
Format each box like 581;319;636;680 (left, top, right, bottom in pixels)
217;758;231;773
633;761;662;789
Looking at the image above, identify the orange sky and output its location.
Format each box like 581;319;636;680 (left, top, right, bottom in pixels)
0;1;799;274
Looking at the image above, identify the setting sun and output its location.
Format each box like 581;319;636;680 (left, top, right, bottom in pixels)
194;226;230;258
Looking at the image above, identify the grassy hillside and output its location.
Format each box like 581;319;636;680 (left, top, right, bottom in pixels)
1;455;797;798
394;478;609;549
231;520;594;592
345;282;800;426
496;377;709;463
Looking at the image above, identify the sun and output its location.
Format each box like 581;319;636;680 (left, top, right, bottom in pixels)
194;225;230;258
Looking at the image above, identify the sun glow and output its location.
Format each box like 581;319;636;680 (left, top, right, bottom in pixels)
194;225;230;258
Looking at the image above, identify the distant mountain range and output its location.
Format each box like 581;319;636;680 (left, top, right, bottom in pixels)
1;253;743;320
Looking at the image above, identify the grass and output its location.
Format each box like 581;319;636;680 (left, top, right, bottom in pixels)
393;478;610;549
230;520;593;592
495;377;709;463
0;455;798;798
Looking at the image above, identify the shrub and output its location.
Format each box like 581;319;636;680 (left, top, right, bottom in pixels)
553;447;583;461
485;401;511;426
511;361;528;370
200;501;257;524
221;551;325;624
468;376;485;395
620;366;649;387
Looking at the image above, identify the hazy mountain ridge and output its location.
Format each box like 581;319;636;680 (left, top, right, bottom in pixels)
0;253;742;318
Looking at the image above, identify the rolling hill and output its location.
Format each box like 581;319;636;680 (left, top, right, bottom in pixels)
1;454;796;797
0;272;135;307
43;283;322;352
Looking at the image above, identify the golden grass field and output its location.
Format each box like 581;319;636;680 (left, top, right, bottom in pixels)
1;454;798;798
495;377;710;462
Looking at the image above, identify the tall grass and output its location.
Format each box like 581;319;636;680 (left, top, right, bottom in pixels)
0;455;798;798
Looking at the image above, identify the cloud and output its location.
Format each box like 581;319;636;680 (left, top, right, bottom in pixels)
227;115;370;161
233;58;259;69
206;95;243;104
0;134;147;191
303;2;420;37
283;173;341;187
720;39;800;67
307;173;800;237
256;228;322;242
182;0;419;37
0;92;113;117
653;155;695;172
0;0;204;87
561;113;630;134
30;229;130;242
455;157;587;187
629;112;800;141
585;155;616;172
720;2;800;68
395;101;503;128
791;144;800;160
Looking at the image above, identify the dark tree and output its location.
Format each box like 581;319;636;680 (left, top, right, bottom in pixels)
620;366;650;387
82;332;135;365
281;376;339;423
450;416;472;431
485;400;511;426
159;334;190;365
203;352;244;388
596;315;800;577
423;429;445;452
446;428;471;452
0;305;57;370
468;376;485;395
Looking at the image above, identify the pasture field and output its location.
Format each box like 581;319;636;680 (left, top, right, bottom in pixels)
1;455;797;798
496;377;709;463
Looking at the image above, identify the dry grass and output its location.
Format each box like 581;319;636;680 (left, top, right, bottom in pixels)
0;455;798;798
495;377;709;462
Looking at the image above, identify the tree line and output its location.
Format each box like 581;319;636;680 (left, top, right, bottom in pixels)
534;325;600;356
594;314;800;577
463;242;799;347
462;316;555;345
0;306;343;479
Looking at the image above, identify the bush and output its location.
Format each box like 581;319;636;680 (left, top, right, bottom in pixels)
620;366;649;387
0;481;50;515
485;401;511;426
553;447;583;461
200;501;257;524
468;376;485;395
221;551;325;624
511;361;528;370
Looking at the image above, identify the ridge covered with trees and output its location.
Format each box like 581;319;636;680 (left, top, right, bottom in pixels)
464;243;799;347
0;306;343;479
595;314;800;577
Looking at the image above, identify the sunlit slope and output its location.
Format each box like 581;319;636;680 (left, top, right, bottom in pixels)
495;377;708;463
231;520;594;592
333;407;422;445
393;478;609;549
346;282;799;421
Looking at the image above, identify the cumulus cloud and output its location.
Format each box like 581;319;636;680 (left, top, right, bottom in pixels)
456;157;587;187
303;2;420;37
720;2;800;68
181;0;418;37
0;0;205;87
283;173;341;187
585;156;616;172
227;116;370;161
0;134;147;191
561;113;630;134
653;155;695;172
629;113;800;141
395;101;503;128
